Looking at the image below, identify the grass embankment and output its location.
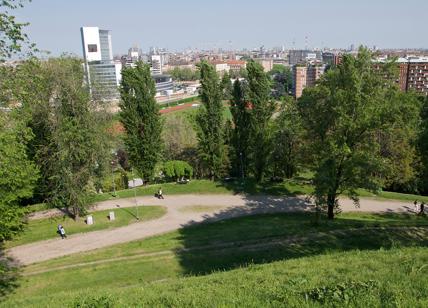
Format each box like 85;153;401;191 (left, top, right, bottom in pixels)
3;212;428;307
6;206;166;248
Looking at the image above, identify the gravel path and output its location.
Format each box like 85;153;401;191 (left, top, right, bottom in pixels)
7;194;414;265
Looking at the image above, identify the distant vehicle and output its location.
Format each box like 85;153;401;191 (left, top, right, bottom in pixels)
177;178;190;184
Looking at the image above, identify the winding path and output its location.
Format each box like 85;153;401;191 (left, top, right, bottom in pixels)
7;194;414;265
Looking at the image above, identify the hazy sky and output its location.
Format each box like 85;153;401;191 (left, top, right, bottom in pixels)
12;0;428;56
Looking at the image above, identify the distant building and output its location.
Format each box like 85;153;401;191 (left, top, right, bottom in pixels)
210;61;230;75
255;58;273;72
293;64;326;98
81;27;121;100
153;74;173;96
226;60;246;74
374;56;428;95
151;54;163;75
289;50;322;65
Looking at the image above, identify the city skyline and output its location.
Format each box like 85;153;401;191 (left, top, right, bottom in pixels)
13;0;428;56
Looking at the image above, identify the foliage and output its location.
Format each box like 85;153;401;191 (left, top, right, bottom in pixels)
162;160;193;181
47;58;101;218
229;67;248;79
0;113;38;241
119;62;163;180
270;97;303;179
246;60;275;182
220;72;232;100
195;61;228;179
0;0;36;61
268;64;293;98
229;79;252;177
168;66;199;81
418;96;428;194
162;112;197;161
297;47;417;219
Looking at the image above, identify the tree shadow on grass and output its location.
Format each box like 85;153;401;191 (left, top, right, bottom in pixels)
216;178;310;196
174;197;428;276
0;246;20;301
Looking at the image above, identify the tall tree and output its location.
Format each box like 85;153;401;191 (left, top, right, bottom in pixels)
270;97;303;179
195;61;228;179
0;112;38;241
246;60;275;182
120;62;163;180
48;58;100;218
230;79;251;178
220;72;232;100
298;47;414;219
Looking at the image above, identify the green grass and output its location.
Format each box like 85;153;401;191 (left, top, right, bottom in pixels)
2;211;428;307
5;247;427;307
5;206;166;248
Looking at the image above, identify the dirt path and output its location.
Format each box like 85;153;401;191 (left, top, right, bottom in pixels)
8;194;415;265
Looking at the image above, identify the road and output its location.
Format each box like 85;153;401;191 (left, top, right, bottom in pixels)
8;194;414;265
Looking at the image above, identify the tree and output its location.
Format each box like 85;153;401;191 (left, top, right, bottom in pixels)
163;112;197;161
48;58;101;218
298;47;415;219
270;97;303;179
0;112;38;241
417;96;428;194
120;62;163;181
195;61;228;180
220;72;232;100
162;160;193;182
246;60;275;182
229;79;252;178
268;64;293;98
0;0;35;61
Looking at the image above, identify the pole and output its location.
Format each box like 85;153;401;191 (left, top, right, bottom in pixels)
111;161;116;197
133;170;139;220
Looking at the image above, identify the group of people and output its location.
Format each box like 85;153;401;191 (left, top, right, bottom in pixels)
414;200;426;215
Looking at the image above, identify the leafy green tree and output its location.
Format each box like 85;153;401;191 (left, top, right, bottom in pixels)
246;60;275;182
298;47;414;219
48;58;101;218
120;62;163;181
0;112;38;241
417;96;428;194
162;160;193;181
270;97;303;179
229;79;251;178
220;72;232;100
195;60;228;180
268;64;293;98
0;0;35;61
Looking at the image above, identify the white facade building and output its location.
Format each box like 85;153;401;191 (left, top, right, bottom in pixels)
81;26;121;100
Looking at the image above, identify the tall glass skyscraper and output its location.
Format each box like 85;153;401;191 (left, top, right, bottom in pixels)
81;27;121;100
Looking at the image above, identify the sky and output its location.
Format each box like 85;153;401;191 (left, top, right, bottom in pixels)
11;0;428;56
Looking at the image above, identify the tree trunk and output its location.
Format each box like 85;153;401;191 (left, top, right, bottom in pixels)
327;194;335;219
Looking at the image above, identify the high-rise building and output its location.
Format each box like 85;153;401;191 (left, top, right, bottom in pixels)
151;54;163;75
81;26;122;100
293;64;326;98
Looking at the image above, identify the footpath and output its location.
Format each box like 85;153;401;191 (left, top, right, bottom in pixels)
8;194;413;265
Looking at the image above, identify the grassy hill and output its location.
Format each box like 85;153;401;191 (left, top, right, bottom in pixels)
2;212;428;307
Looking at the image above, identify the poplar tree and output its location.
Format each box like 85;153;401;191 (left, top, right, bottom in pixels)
246;60;275;182
196;61;227;179
119;62;163;180
230;79;251;178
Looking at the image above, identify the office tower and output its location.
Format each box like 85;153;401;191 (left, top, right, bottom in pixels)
81;26;122;100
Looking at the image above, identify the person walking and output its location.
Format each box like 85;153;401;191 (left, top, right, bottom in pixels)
59;225;67;239
158;187;164;199
420;202;425;215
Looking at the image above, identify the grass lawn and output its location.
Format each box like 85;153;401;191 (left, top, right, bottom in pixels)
2;212;428;307
5;206;166;248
